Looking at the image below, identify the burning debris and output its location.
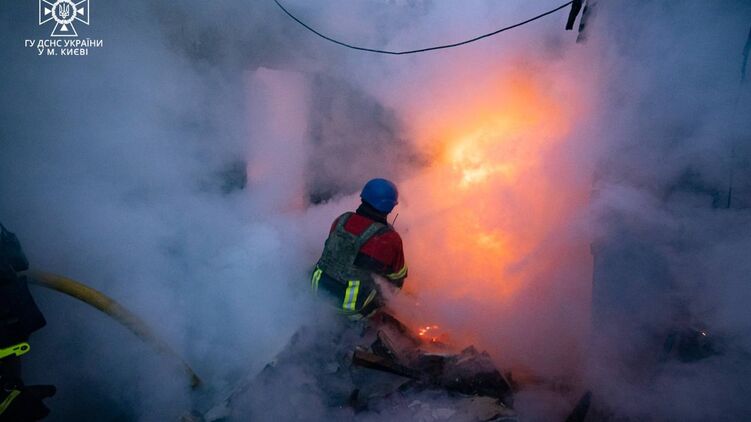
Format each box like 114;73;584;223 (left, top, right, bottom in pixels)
351;313;514;407
196;311;517;422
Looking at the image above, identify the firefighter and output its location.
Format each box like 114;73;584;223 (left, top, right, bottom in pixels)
311;178;408;319
0;222;55;421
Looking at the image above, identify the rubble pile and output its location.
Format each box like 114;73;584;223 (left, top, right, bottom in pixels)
199;312;518;421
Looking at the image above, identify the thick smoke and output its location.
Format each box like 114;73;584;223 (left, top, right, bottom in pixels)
586;1;751;420
1;0;750;421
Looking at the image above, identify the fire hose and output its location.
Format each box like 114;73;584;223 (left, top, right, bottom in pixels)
23;271;202;389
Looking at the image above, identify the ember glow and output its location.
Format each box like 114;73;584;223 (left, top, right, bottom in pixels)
417;324;440;341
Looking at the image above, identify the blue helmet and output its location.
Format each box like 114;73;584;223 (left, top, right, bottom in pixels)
360;178;399;213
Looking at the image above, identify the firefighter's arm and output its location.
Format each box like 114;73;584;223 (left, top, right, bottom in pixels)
386;264;407;288
0;224;29;273
385;234;407;288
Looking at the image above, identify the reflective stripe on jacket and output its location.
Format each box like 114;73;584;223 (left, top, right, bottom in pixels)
313;212;389;316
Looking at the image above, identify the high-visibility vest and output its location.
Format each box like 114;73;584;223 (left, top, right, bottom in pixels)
0;342;30;360
0;342;30;416
0;389;21;416
312;212;386;315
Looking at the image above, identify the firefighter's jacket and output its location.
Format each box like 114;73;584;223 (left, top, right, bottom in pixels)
311;203;407;317
0;223;48;419
0;223;45;350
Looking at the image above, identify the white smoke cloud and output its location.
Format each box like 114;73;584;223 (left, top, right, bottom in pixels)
1;0;750;420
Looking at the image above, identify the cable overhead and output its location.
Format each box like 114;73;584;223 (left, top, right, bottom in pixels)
272;0;575;55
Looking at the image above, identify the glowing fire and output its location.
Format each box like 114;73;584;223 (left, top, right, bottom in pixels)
450;130;518;188
402;73;578;296
392;68;593;363
417;324;446;344
418;324;439;337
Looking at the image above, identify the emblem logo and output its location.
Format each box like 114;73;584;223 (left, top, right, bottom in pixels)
39;0;90;37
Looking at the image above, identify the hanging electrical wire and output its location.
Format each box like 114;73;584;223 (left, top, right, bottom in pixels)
272;0;575;55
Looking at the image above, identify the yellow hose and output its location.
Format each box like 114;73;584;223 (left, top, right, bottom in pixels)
25;271;202;389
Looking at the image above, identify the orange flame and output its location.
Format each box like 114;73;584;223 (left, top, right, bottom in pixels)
393;67;593;367
404;73;576;294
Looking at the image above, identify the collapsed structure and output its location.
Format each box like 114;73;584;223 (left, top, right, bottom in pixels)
197;311;519;422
